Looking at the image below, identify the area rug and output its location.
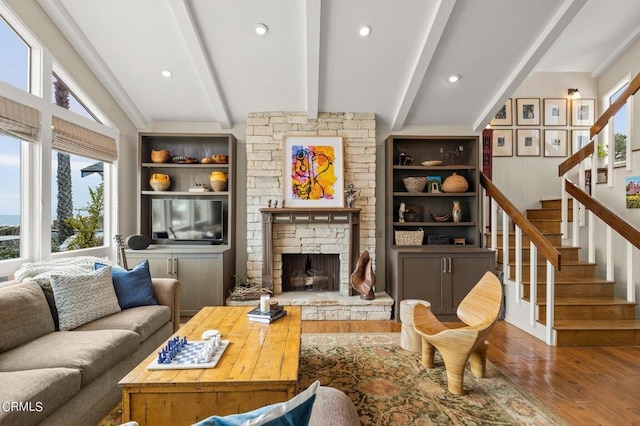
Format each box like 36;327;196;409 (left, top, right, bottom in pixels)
98;333;565;426
299;333;566;426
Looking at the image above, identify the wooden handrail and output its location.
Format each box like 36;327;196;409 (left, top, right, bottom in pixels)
591;72;640;138
558;141;594;176
565;179;640;250
480;172;561;269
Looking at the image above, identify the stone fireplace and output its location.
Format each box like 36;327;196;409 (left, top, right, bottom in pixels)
282;254;339;292
242;112;392;320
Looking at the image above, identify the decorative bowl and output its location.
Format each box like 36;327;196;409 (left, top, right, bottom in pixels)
150;149;171;163
421;160;442;166
172;156;198;164
442;173;469;193
431;213;451;222
402;177;427;193
211;154;229;164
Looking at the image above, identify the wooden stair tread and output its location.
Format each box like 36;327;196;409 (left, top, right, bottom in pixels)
535;296;636;306
553;319;640;330
485;231;562;237
521;277;615;284
508;260;595;267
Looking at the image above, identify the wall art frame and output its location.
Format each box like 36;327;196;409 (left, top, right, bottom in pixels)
490;98;512;126
571;98;596;126
543;98;568;126
516;98;540;126
544;129;568;157
516;129;541;156
492;129;513;157
282;136;344;207
571;129;591;154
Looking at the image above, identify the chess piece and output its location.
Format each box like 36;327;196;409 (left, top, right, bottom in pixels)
350;250;376;300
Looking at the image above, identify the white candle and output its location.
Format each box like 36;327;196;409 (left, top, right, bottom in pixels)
260;294;270;313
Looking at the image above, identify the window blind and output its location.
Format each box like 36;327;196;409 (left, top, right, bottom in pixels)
0;95;40;142
52;116;117;162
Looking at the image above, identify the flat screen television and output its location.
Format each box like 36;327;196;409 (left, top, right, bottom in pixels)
151;199;224;244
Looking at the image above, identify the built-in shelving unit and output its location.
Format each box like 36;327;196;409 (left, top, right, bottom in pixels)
385;135;495;320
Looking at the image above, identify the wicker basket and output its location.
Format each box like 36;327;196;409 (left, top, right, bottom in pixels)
395;228;424;245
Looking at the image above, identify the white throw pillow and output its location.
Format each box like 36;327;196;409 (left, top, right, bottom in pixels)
50;266;121;331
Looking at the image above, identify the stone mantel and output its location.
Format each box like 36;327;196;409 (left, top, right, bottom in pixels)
260;207;361;295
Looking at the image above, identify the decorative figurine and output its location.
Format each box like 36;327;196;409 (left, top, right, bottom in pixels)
399;202;406;223
398;145;414;166
452;200;462;223
345;184;358;208
350;250;376;300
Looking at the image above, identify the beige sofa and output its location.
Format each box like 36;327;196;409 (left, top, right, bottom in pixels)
0;277;180;426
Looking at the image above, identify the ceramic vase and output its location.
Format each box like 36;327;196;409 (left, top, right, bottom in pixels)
452;200;462;223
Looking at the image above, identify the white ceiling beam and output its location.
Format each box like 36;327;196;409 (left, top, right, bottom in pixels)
37;0;148;129
390;0;456;132
305;0;321;120
168;0;231;129
474;0;588;132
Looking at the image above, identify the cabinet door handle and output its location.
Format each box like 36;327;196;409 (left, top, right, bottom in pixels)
173;258;178;277
447;257;452;273
442;257;446;274
166;258;172;275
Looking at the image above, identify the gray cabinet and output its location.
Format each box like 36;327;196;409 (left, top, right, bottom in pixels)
128;248;227;316
392;248;495;320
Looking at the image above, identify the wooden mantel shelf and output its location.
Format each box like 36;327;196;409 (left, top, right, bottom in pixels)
260;208;361;295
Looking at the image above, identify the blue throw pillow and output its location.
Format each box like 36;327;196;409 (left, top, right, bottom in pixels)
95;260;158;309
194;381;319;426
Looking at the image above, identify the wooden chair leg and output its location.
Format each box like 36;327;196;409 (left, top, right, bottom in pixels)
469;340;489;378
441;355;466;395
420;338;436;368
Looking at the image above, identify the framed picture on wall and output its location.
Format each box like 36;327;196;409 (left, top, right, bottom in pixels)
571;98;595;126
283;136;344;207
516;129;541;156
516;98;540;126
490;99;512;126
571;129;591;154
544;129;568;157
543;98;568;126
492;129;513;157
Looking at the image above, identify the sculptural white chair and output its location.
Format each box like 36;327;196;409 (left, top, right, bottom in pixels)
412;271;503;395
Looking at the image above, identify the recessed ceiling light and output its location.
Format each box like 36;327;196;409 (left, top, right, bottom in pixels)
448;74;461;83
255;23;268;35
359;25;372;37
161;70;172;78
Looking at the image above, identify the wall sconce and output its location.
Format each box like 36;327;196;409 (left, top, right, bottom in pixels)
568;88;581;99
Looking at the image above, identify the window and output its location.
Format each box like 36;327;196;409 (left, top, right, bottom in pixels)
0;6;118;269
604;80;629;165
0;16;29;91
0;134;22;260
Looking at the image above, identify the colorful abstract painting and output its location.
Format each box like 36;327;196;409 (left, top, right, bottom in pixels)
283;137;344;207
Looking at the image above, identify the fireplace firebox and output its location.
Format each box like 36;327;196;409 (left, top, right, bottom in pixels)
282;254;340;292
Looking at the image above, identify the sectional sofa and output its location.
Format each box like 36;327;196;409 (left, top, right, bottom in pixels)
0;257;180;426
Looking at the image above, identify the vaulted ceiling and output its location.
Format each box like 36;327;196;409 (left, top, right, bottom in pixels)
39;0;640;132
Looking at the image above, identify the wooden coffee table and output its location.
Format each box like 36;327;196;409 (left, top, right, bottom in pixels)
119;306;302;426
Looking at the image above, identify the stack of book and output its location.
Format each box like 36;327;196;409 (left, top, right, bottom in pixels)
247;306;287;324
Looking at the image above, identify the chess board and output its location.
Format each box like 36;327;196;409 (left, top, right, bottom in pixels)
147;340;230;370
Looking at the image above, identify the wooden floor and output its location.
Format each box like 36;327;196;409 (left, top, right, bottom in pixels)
303;319;640;425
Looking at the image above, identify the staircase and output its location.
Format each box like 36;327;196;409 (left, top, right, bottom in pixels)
491;199;640;347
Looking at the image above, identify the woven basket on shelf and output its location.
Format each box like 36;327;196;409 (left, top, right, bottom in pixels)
395;228;424;246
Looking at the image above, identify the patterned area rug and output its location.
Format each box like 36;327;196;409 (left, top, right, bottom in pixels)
98;332;565;426
299;333;566;426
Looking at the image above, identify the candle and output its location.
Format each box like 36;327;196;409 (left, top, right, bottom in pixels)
260;294;271;313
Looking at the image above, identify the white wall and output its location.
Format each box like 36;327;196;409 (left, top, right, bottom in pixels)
591;39;640;307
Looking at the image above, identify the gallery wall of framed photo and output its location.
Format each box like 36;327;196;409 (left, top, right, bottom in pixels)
490;97;596;158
